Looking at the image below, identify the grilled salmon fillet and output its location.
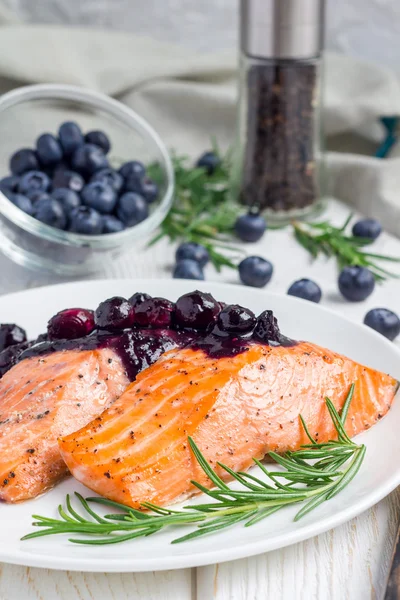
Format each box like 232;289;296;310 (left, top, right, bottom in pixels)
59;341;398;509
0;348;129;502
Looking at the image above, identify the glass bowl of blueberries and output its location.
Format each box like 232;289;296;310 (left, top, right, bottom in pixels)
0;84;174;275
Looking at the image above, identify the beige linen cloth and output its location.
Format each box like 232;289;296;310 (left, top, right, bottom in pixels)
0;20;399;234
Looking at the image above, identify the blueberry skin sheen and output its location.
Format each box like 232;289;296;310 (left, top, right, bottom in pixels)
116;192;149;226
238;256;273;288
287;279;322;303
123;176;159;203
352;218;382;242
338;266;375;302
175;242;209;268
102;215;125;234
18;170;51;198
10;149;39;176
85;130;111;154
0;176;19;194
196;151;220;175
52;169;85;193
82;181;117;214
173;259;204;280
364;308;400;341
36;134;63;167
91;168;123;194
235;213;267;242
68;206;103;235
119;161;146;180
51;188;81;212
71;144;109;178
58;122;84;156
9;194;33;215
216;304;256;334
33;198;67;229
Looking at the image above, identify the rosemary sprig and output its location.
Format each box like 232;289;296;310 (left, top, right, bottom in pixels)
292;215;400;281
22;385;366;546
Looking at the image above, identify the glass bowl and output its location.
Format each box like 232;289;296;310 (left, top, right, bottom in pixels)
0;84;174;275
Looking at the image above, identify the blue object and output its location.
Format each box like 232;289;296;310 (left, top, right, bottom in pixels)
235;212;267;242
36;134;63;166
33;198;67;229
119;161;146;180
287;278;322;303
29;192;52;204
238;256;273;288
338;266;375;301
0;176;19;194
69;206;103;234
175;242;209;267
85;130;111;154
375;116;398;158
91;168;124;193
173;259;204;280
53;169;85;193
58;122;84;156
196;151;220;175
10;193;33;215
116;192;149;226
71;144;109;177
364;308;400;341
51;188;81;212
352;218;382;241
124;176;159;203
82;181;117;214
18;170;50;198
102;215;125;234
10;149;39;176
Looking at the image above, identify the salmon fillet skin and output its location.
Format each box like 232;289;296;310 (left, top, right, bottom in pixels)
0;348;129;502
59;341;399;509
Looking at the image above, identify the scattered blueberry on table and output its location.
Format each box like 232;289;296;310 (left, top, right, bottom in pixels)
234;211;267;243
0;121;159;234
239;256;274;288
352;218;382;242
287;279;322;303
338;266;375;301
196;151;220;175
364;308;400;341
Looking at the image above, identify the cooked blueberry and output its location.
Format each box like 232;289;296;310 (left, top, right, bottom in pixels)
51;188;81;212
53;169;85;193
175;242;209;267
33;198;67;229
124;176;159;203
58;122;84;156
10;149;39;176
0;341;31;377
81;181;117;214
102;215;125;234
0;324;27;352
68;206;103;234
135;298;175;328
239;256;273;288
287;279;322;303
235;212;267;243
253;310;281;344
47;308;95;340
352;219;382;242
9;194;33;215
35;332;48;344
364;308;400;341
95;296;134;330
119;161;146;180
174;291;220;329
173;260;204;280
18;170;50;198
338;266;375;301
116;192;148;226
85;130;111;154
91;168;123;193
71;144;108;178
129;292;151;308
196;151;220;175
0;176;19;194
216;304;256;335
36;134;63;167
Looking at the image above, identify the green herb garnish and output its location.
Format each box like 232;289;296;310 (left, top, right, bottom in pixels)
22;385;365;546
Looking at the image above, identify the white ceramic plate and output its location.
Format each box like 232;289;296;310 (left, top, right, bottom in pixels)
0;279;399;572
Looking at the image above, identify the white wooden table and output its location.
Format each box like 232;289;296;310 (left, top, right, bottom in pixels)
0;199;399;600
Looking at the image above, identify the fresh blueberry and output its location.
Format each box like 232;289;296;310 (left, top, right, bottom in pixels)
85;130;111;154
91;168;123;194
216;304;256;335
51;188;81;212
29;192;51;204
0;324;27;352
173;260;204;280
124;176;159;203
287;279;322;303
338;266;375;301
95;296;135;330
239;256;273;288
0;176;19;195
58;122;84;156
235;212;267;242
33;198;67;229
10;149;39;176
68;206;103;235
102;215;125;234
18;170;50;198
116;192;149;226
196;151;220;175
135;297;175;328
129;292;151;308
352;218;382;242
174;291;220;329
71;144;109;178
82;181;117;214
119;160;146;180
9;194;33;215
47;308;95;341
364;308;400;341
175;242;209;267
36;134;63;167
52;169;85;193
253;310;281;344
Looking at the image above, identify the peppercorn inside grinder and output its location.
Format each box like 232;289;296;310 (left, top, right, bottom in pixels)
232;0;325;222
